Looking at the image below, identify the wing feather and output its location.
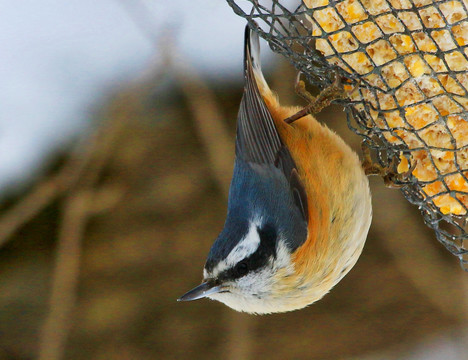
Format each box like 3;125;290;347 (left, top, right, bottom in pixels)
236;26;308;223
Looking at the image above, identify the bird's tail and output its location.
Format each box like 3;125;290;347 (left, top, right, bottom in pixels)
244;25;271;97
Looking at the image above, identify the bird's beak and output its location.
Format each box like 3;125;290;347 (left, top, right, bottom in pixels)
177;281;224;302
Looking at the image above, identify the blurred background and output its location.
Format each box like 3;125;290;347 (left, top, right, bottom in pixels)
0;1;467;359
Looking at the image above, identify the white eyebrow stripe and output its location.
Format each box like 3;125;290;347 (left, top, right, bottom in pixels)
211;220;262;276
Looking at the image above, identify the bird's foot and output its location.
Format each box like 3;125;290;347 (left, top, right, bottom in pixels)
284;70;354;124
361;141;416;188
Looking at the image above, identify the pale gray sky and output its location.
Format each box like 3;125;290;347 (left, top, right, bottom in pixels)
0;0;250;193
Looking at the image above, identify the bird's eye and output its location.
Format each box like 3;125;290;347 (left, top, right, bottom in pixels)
236;261;249;277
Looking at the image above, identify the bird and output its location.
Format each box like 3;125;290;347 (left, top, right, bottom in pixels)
178;25;372;314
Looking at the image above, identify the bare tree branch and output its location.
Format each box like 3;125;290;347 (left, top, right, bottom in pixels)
37;190;91;360
0;165;78;248
36;91;140;360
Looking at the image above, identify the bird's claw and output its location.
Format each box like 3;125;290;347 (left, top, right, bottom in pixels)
284;70;354;124
361;141;416;188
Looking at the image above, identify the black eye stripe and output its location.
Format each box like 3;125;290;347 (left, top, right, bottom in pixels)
218;223;277;281
257;223;277;258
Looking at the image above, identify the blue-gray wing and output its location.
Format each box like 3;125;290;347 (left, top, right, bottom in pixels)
236;26;308;223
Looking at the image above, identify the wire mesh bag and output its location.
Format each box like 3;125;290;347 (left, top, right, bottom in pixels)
226;0;468;270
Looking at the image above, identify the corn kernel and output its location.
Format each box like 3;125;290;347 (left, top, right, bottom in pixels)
456;195;468;213
424;54;448;72
404;54;431;77
390;34;416;54
456;74;468;91
433;194;465;215
454;96;468;111
423;181;444;196
445;51;468;71
376;91;398;110
363;73;388;90
303;0;329;8
342;52;373;74
452;21;468;46
383;132;400;143
328;31;358;52
396;129;424;147
413;151;438;181
313;7;345;32
397;153;410;173
446;173;468;192
431;150;457;173
458;148;468;170
413;32;438;52
352;22;383;43
405;104;439;129
327;56;353;73
417;76;444;97
315;38;334;56
376;14;405;34
395;81;424;106
413;0;433;7
361;89;377;108
381;61;409;88
368;109;383;126
431;29;457;51
437;74;466;96
439;1;467;24
419;124;453;148
388;0;412;10
359;0;390;15
432;95;463;116
419;7;446;28
366;40;397;65
447;115;468;147
385;110;406;128
312;25;323;37
336;0;367;24
398;11;423;30
346;83;362;101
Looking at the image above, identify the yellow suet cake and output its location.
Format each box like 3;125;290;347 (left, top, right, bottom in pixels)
304;0;468;215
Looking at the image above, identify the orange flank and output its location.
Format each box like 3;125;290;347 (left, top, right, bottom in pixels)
259;87;367;282
247;54;371;309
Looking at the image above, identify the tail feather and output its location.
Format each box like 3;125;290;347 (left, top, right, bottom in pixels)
236;25;282;165
244;25;270;96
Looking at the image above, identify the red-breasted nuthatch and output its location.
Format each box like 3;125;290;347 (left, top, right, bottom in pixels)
178;26;372;314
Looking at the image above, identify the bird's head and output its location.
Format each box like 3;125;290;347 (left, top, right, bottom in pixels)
179;216;307;314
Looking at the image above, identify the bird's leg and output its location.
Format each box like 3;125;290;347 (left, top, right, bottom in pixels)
294;71;316;103
285;70;350;124
361;141;416;188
